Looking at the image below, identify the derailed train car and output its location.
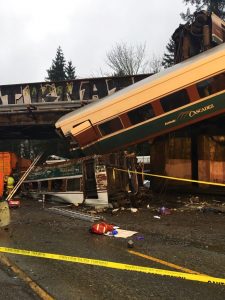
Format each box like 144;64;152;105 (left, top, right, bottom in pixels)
20;153;142;207
55;43;225;157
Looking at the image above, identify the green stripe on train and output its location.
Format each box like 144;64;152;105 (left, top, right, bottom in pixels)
83;92;225;156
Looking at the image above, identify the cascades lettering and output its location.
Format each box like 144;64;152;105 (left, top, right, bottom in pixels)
177;104;215;121
188;104;214;117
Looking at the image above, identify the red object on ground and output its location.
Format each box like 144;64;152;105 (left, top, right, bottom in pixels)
91;222;114;235
8;199;21;208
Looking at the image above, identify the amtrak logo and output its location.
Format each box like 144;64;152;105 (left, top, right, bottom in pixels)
164;103;215;126
177;104;215;120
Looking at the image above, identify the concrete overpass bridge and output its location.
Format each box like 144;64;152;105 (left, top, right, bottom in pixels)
0;74;149;139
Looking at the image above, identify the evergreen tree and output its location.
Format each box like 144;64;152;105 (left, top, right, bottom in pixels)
181;0;225;21
162;38;176;69
65;60;76;80
46;46;66;81
162;1;225;68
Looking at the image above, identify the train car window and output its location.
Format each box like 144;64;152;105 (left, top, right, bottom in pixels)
99;117;123;136
197;79;214;97
197;72;225;98
52;179;64;192
30;182;38;191
128;103;155;125
28;182;33;190
22;183;30;191
160;89;189;112
214;73;225;92
40;181;48;191
67;178;81;191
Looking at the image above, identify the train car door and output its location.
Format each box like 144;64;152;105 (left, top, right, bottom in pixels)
83;159;98;199
71;120;99;147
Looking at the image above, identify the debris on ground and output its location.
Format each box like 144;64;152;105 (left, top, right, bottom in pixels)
135;235;144;241
127;240;134;248
87;210;97;215
109;188;152;209
106;229;137;238
104;229;118;237
90;222;114;235
95;207;106;213
130;208;138;213
200;207;225;214
159;207;171;215
90;221;138;238
48;207;103;222
189;196;200;204
44;191;225;223
112;208;120;214
8;198;21;208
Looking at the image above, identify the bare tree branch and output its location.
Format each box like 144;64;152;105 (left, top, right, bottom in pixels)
106;42;148;76
148;54;163;73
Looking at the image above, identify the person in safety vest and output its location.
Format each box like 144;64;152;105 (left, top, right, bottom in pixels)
6;175;15;195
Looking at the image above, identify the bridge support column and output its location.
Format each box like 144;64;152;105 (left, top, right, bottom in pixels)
191;130;199;187
150;130;225;192
149;136;168;192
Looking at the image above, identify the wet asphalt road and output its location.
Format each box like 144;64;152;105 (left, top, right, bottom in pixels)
0;257;38;300
0;198;225;300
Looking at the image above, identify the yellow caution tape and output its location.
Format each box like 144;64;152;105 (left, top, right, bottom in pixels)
113;168;225;187
0;247;224;285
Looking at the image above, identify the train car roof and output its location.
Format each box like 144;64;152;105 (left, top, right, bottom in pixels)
55;43;225;129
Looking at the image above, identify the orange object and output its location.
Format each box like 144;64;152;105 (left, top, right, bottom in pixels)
0;172;3;198
91;222;114;235
0;152;18;176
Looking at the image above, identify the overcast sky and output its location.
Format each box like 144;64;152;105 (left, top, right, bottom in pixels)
0;0;188;85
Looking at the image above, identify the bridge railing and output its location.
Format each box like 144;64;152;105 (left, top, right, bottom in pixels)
0;74;150;108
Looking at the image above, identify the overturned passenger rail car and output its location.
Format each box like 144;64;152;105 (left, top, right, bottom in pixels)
55;43;225;157
20;157;108;206
20;153;142;208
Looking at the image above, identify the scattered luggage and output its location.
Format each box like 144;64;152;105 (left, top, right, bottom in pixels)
90;222;114;235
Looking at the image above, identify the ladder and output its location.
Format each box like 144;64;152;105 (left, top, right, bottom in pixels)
6;152;43;201
47;207;102;222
